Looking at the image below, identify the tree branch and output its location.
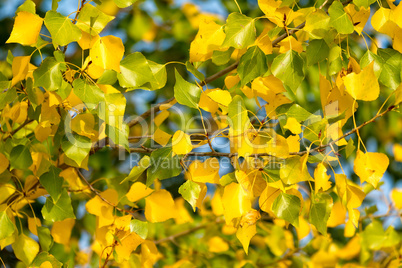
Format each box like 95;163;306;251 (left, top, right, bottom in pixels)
154;218;225;245
2;119;34;141
129;105;396;158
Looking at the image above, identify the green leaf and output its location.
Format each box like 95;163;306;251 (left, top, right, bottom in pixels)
98;92;126;129
185;61;205;81
360;50;384;78
72;78;105;105
44;11;82;47
179;180;201;212
31;252;62;268
238;46;268;86
220;172;236;186
114;0;136;8
222;13;255;49
76;4;114;35
12;234;39;266
146;147;182;187
362;221;400;250
41;189;75;222
98;69;117;85
105;124;129;151
309;193;333;235
328;1;354;34
353;0;376;8
345;138;355;158
0;88;17;110
51;0;60;11
130;219;148;239
10;145;33;170
272;192;301;227
271;50;305;93
174;69;201;109
377;48;402;90
0;211;15;240
306;39;329;66
228;95;250;134
39;166;64;202
212;47;234;66
119;52;167;90
327;45;344;76
37;226;53;252
33;57;66;91
61;134;91;166
17;0;36;14
280;156;313;185
276;103;313;129
121;155;151;184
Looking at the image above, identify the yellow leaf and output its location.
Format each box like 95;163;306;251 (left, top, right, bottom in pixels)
28;217;41;236
336;236;361;260
0;153;10;174
296;216;311;240
115;232;143;262
126;182;154;202
90;35;124;72
40;261;53;268
11;56;31;86
240;209;261;226
314;163;332;193
51;218;75;245
327;200;346;227
211;190;224;216
287;135;300;153
71;113;96;139
172;130;192;155
284;117;302;135
222;183;252;224
207;89;232;107
278;36;304;53
371;7;397;37
225;75;240;90
77;31;100;50
141;240;160;267
145;190;176;223
208;236;229;253
236;223;256;254
12;234;39;266
255;28;272;55
189;20;225;62
85;189;118;228
391;189;402;209
343;62;380;101
353;150;389;188
259;186;281;215
154;110;170;127
199;88;220;113
252;75;286;95
393;144;402;162
258;0;282;17
186;158;220;184
60;167;86;191
6;11;43;46
174;197;194;224
266;134;289;158
152;128;172;146
344;4;370;35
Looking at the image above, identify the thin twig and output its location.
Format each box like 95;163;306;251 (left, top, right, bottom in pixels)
2;119;34;141
63;0;87;53
154;218;225;245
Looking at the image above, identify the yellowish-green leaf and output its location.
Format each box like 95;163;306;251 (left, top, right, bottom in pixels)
12;234;39;266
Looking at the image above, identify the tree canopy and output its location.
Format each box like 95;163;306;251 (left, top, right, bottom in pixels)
1;0;402;267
